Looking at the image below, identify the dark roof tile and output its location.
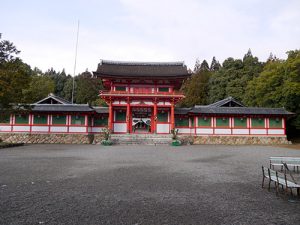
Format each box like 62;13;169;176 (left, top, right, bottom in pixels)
32;104;94;112
93;60;190;78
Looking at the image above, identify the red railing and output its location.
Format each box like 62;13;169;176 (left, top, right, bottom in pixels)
99;90;184;96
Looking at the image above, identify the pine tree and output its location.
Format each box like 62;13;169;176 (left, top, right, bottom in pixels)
200;60;209;71
210;56;221;71
193;58;201;73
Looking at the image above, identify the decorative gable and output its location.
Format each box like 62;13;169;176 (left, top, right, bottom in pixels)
34;93;71;105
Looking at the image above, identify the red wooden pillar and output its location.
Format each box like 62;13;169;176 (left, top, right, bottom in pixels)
171;102;175;130
153;101;157;133
108;102;113;131
126;99;130;133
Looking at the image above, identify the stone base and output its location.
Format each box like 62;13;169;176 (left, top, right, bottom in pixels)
0;133;105;144
192;135;291;145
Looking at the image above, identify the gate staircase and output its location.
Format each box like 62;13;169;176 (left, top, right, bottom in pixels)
111;134;172;145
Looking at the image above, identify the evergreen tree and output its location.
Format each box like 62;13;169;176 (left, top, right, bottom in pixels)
75;70;103;104
179;70;211;107
200;60;209;71
210;56;221;71
193;58;201;73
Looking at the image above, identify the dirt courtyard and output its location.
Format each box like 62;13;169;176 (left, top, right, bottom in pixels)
0;144;300;225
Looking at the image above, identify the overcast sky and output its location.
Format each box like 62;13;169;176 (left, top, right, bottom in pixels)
1;0;300;74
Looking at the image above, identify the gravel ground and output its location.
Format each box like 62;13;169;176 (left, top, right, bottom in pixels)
0;144;300;225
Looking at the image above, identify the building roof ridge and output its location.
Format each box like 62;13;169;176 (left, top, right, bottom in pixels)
100;59;185;66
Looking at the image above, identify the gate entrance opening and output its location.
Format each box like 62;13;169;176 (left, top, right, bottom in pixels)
131;107;152;133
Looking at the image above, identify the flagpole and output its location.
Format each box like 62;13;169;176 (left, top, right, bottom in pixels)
72;20;80;104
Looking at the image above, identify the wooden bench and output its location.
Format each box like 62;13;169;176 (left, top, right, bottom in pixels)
269;157;300;172
262;166;300;196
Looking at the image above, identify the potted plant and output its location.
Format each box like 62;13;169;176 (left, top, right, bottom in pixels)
171;128;181;146
101;127;113;146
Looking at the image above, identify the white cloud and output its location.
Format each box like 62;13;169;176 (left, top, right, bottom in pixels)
2;0;300;73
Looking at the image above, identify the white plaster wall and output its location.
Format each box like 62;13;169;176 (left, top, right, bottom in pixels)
232;129;249;135
177;128;191;134
13;126;30;132
157;124;170;133
31;126;48;132
114;123;127;133
50;126;68;133
250;129;267;135
268;129;285;135
0;125;11;132
214;129;231;135
196;128;213;135
69;127;87;133
91;127;104;133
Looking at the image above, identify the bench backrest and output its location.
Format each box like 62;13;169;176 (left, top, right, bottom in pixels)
270;157;300;165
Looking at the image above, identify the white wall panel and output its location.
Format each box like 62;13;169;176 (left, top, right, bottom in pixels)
157;124;170;133
214;129;231;135
250;129;267;135
196;128;213;134
50;126;68;133
91;127;104;133
114;123;127;133
32;126;48;132
177;128;191;134
0;125;11;132
232;129;249;135
13;126;30;132
268;129;285;135
69;127;86;133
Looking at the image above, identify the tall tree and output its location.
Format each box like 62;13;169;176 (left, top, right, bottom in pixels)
210;56;221;71
193;58;201;73
244;50;300;129
22;75;55;103
0;35;20;63
0;36;32;107
179;69;211;107
75;70;103;105
200;60;209;71
208;50;263;103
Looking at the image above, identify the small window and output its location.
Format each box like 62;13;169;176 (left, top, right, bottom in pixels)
71;115;85;125
234;117;247;128
115;111;126;122
94;116;108;126
33;114;47;124
269;118;282;128
175;117;189;127
158;87;169;92
0;114;10;124
198;117;211;127
251;118;265;128
15;114;29;124
157;111;168;122
52;115;66;125
216;117;229;127
115;86;126;91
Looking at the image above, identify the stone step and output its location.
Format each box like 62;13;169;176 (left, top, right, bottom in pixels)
111;134;172;145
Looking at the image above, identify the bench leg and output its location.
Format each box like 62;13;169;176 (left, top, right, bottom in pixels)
290;188;294;197
262;177;265;188
268;180;271;190
297;188;300;196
